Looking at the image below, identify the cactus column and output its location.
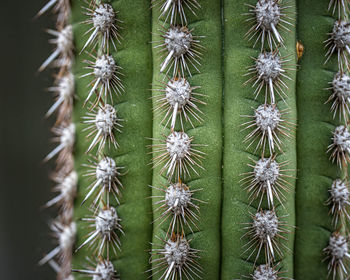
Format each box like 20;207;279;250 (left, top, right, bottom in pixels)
222;0;297;279
70;0;153;278
150;0;222;279
295;0;350;279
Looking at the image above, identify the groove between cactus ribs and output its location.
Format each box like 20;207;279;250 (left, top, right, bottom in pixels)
219;0;225;278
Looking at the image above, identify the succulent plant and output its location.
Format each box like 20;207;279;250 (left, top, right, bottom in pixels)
37;0;350;279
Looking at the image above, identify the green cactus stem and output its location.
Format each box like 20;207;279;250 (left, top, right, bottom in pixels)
38;0;350;279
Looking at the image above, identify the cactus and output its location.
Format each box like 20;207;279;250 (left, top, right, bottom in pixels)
38;0;350;279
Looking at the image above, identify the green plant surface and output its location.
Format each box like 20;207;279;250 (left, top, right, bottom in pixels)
221;0;297;279
61;1;349;279
150;0;223;279
294;0;339;278
70;0;153;278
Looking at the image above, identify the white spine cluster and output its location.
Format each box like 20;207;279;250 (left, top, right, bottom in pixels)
324;233;350;279
325;2;350;279
252;264;278;280
44;123;75;166
253;210;278;261
152;73;205;132
245;0;292;50
327;179;350;226
152;182;202;235
46;72;75;121
327;72;350;121
166;132;191;166
328;125;350;168
39;25;74;72
39;221;77;266
326;20;350;69
93;260;117;280
82;54;124;106
151;1;204;279
81;3;122;53
82;156;123;206
151;131;204;180
77;207;123;257
72;258;119;280
151;234;201;279
165;183;192;215
242;104;293;154
38;1;77;279
45;170;77;217
83;104;123;153
245;51;292;104
242;0;295;277
153;25;204;77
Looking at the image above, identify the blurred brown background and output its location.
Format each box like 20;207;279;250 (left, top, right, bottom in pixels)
0;0;60;279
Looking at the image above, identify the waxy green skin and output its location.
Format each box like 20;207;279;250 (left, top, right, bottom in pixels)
221;0;297;279
70;0;153;278
66;0;341;279
295;0;339;278
150;1;223;279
